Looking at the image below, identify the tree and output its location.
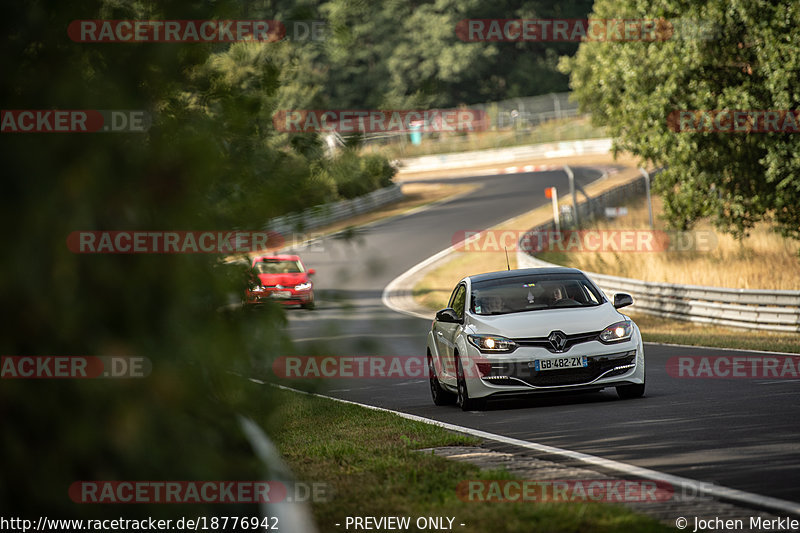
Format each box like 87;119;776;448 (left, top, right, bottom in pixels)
316;0;592;108
562;0;800;242
0;0;295;517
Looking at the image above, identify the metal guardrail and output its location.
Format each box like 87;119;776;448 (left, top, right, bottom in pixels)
399;138;613;174
516;177;800;333
263;184;403;235
590;273;800;332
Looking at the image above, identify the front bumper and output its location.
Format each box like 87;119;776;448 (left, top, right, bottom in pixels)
463;340;644;399
245;288;314;306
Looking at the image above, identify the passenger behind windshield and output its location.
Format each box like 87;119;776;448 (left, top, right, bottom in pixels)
253;260;303;274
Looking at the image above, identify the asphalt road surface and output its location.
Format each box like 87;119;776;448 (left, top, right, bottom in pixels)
274;167;800;504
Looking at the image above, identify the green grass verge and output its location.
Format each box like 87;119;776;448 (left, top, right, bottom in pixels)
270;388;672;533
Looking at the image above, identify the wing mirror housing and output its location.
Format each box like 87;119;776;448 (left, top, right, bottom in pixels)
435;308;462;323
613;293;633;309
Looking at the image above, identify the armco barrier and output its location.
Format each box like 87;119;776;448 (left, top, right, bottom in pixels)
263;184;403;235
516;178;800;333
398;138;612;174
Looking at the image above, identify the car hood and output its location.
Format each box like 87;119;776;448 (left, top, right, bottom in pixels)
467;304;624;338
257;273;308;287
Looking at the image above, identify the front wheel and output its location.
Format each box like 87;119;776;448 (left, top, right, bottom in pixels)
301;294;316;310
456;357;485;411
429;354;455;406
616;382;645;399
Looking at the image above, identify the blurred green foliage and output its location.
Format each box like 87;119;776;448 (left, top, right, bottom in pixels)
562;0;800;244
1;0;311;519
0;0;594;518
313;151;396;199
318;0;592;108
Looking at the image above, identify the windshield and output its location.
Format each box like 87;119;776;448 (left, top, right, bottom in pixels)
253;259;304;274
470;273;603;315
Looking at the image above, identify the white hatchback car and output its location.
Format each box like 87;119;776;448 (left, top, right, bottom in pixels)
427;267;645;410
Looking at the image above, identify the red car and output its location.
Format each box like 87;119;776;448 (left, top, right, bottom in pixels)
245;255;316;309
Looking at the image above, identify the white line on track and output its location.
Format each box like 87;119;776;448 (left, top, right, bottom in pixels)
646;341;799;357
268;382;800;517
375;165;800;516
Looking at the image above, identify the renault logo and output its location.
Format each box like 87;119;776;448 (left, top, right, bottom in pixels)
548;331;567;352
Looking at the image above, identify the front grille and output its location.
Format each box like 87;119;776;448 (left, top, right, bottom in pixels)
483;350;636;387
514;331;601;353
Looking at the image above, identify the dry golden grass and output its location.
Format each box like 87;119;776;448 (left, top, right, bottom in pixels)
537;196;800;290
413;251;519;311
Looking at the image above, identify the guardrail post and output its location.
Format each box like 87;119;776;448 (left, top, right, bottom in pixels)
564;165;579;228
640;168;654;229
552;93;561;121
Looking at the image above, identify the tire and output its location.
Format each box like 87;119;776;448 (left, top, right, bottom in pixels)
456;357;485;411
301;295;316;310
428;354;455;406
616;382;645;399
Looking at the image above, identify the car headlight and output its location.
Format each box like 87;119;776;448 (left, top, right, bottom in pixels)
467;334;517;353
294;282;312;291
599;320;633;343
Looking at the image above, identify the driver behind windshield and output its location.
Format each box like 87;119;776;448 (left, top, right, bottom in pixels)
551;286;565;303
475;295;504;314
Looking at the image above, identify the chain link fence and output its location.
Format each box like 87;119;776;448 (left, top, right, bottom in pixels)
357;93;585;154
470;92;579;130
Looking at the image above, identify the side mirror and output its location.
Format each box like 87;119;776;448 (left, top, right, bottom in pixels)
613;293;633;309
435;308;462;323
307;268;316;275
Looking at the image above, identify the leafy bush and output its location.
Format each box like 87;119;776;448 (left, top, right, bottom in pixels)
312;150;396;200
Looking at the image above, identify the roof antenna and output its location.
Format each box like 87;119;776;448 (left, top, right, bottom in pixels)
504;246;511;271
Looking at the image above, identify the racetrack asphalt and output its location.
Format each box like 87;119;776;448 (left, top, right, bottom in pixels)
270;167;800;505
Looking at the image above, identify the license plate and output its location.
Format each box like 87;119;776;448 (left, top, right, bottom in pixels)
270;291;292;299
533;356;588;372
